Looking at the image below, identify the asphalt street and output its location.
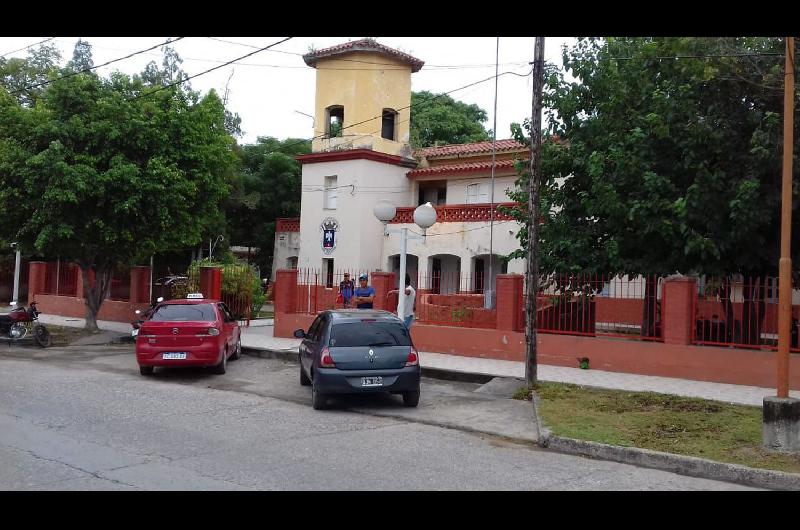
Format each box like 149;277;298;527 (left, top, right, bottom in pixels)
0;343;755;490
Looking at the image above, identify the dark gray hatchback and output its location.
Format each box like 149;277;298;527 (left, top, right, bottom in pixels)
295;310;421;410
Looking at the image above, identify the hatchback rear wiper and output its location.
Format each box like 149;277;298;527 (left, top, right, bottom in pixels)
366;342;395;347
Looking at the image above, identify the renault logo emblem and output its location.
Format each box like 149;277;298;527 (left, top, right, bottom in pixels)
172;328;179;335
368;349;374;363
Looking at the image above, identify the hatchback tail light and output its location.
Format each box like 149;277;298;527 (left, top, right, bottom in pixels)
405;348;419;367
320;347;336;368
207;328;220;336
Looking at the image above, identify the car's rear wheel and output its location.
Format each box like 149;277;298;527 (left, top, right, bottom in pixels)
311;384;327;410
402;389;420;407
140;366;154;376
300;364;311;386
212;348;227;374
231;338;242;360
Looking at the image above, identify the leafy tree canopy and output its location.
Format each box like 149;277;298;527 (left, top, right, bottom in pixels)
508;37;797;278
0;47;237;329
410;90;490;148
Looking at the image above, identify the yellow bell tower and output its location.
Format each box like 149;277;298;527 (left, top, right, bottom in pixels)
303;39;424;158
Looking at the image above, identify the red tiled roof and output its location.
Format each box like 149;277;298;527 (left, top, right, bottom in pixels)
415;139;526;159
303;38;425;73
407;159;522;178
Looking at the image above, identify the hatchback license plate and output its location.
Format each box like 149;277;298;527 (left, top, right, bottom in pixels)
361;376;383;387
162;352;187;360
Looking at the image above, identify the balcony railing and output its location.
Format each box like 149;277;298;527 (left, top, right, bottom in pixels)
276;218;300;232
388;202;518;223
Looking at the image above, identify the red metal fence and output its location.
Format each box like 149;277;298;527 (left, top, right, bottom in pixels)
42;260;79;297
691;275;800;352
535;273;663;341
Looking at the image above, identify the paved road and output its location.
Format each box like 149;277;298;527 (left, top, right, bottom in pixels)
0;344;755;490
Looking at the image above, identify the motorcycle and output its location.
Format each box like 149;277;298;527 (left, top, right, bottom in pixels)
0;301;51;347
131;296;163;338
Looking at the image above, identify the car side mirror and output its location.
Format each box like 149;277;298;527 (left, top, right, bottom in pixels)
293;329;306;339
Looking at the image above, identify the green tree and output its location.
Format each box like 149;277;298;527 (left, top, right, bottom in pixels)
0;42;62;107
0;67;236;330
507;37;798;342
225;137;311;276
66;39;94;72
410;90;490;148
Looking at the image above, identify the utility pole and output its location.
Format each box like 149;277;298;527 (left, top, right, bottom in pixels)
763;36;799;453
525;37;545;386
776;36;795;399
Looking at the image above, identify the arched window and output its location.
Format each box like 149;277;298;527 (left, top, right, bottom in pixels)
381;108;397;140
326;105;344;138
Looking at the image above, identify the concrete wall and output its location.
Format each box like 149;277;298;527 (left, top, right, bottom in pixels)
298;158;411;273
271;230;300;281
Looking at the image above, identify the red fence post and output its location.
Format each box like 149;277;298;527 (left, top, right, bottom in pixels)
275;269;299;314
496;274;524;331
371;272;396;312
129;266;150;303
662;276;697;345
28;262;46;301
200;266;222;300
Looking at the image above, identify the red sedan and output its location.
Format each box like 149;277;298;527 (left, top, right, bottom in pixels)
135;295;241;376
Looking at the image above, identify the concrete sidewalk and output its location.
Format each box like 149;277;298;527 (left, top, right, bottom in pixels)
38;316;799;407
238;325;799;407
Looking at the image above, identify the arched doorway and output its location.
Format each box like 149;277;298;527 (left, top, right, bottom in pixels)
427;254;461;294
388;254;418;288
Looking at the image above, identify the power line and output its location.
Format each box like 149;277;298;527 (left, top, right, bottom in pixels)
12;37;186;95
127;37;292;101
0;37;55;59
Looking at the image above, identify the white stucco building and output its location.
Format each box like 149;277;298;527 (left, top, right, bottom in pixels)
273;39;526;294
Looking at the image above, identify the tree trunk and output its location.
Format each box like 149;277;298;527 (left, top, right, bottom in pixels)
81;263;113;332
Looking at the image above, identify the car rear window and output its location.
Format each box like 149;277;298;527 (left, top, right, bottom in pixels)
150;303;217;322
329;320;412;347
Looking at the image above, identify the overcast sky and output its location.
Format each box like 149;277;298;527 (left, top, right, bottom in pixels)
1;37;577;145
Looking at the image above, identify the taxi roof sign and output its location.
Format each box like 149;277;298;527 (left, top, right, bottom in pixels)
186;293;204;299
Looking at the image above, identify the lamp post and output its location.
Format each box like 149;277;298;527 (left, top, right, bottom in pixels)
373;201;437;319
10;242;20;308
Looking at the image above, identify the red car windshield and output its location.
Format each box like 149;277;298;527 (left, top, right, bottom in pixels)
150;304;217;322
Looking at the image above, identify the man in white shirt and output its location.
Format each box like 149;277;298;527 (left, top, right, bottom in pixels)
390;274;416;329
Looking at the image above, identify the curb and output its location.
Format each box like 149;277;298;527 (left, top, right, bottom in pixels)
243;347;497;384
531;391;800;491
242;347;298;362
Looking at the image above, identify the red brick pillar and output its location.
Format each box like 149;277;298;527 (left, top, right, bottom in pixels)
496;274;524;331
129;266;151;303
28;262;46;301
200;266;222;300
371;272;396;312
274;269;298;314
662;276;697;345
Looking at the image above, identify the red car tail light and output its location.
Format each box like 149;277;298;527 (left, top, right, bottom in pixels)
405;348;419;367
320;347;336;368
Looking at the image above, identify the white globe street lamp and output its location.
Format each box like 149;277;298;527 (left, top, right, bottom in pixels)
374;201;437;320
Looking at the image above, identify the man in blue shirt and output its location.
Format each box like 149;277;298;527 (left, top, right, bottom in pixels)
352;273;376;309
